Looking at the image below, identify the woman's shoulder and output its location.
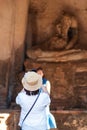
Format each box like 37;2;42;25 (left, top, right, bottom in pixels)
40;91;51;104
40;91;50;98
16;90;26;98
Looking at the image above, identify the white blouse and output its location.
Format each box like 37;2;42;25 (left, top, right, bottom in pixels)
16;90;50;130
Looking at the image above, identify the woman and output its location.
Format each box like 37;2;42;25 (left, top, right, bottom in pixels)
16;71;50;130
36;67;51;94
36;67;57;129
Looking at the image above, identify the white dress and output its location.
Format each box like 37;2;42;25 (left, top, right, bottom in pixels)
16;90;50;130
43;79;57;129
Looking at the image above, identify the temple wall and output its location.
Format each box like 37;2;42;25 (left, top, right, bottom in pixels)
0;0;29;108
0;0;87;109
0;0;87;129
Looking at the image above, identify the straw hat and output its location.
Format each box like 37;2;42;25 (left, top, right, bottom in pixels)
22;71;42;91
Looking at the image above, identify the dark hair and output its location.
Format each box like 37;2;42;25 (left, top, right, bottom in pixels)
30;68;37;72
24;88;39;95
36;67;46;78
36;67;43;72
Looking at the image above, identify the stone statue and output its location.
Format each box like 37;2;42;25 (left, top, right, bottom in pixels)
31;14;78;51
48;14;78;50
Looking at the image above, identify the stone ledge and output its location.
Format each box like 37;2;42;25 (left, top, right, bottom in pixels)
0;109;87;130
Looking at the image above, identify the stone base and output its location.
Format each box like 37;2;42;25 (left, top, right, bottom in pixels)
0;109;87;130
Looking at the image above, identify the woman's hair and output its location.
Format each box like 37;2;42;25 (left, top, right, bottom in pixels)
36;67;43;72
24;88;39;95
36;67;45;78
30;68;37;72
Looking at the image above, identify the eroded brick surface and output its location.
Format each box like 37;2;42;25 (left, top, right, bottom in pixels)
0;110;87;130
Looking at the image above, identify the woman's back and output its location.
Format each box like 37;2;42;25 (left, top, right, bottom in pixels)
16;90;50;130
